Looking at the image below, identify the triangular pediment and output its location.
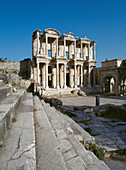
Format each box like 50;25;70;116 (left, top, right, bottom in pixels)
44;28;60;35
81;36;90;42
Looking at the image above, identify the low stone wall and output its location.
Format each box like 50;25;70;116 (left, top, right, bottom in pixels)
0;58;32;79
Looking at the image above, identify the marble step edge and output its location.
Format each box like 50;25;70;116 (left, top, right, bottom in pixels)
41;101;110;170
0;89;26;145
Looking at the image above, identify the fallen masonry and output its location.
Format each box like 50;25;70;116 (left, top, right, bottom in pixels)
53;100;126;157
0;84;110;169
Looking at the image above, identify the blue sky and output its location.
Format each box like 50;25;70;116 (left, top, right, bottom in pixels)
0;0;126;67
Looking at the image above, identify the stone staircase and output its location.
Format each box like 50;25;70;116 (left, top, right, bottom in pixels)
0;86;110;169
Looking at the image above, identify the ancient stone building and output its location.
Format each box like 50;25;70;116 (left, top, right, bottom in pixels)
32;28;97;92
96;59;126;95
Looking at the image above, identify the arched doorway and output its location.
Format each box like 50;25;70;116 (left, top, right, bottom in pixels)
104;76;115;93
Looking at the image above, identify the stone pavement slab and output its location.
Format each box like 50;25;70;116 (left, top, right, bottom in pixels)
42;100;109;170
34;96;67;170
58;96;126;107
0;89;26;144
0;93;36;170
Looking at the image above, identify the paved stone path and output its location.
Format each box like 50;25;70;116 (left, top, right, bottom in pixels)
0;93;36;170
58;96;126;106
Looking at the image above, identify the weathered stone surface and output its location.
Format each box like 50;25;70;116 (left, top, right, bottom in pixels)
0;80;4;87
0;86;12;101
0;89;26;144
34;96;67;170
42;100;109;169
0;93;36;170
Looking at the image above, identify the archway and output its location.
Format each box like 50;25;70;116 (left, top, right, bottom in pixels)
104;76;115;93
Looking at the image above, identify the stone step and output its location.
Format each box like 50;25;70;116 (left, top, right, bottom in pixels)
41;101;87;170
0;93;36;170
0;86;12;101
33;96;67;170
42;101;110;170
0;89;26;144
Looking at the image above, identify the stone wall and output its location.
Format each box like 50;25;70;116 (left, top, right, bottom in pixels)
0;58;32;79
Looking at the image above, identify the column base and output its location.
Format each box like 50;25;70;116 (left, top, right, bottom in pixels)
46;86;49;90
88;84;91;88
57;86;60;89
74;85;77;88
64;85;67;89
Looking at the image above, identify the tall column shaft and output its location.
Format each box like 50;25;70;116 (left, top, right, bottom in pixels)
56;62;59;89
81;42;82;59
64;38;66;58
88;44;90;61
74;41;76;59
81;65;83;86
88;62;91;87
74;61;77;88
64;64;67;88
37;32;39;54
42;65;46;88
94;43;96;60
37;62;40;84
93;66;96;87
56;38;58;57
46;35;48;55
45;63;48;89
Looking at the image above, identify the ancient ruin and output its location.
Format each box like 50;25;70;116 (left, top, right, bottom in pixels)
32;28;97;92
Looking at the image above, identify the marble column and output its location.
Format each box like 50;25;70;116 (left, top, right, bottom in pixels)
56;37;58;58
45;63;48;89
93;43;96;60
37;31;40;54
64;64;67;89
81;42;82;59
60;65;64;88
56;62;59;89
37;62;40;85
88;62;91;88
93;66;96;87
46;35;48;56
115;75;119;95
83;45;86;60
42;64;46;88
74;61;77;88
88;44;90;61
81;65;83;86
64;38;66;58
74;41;76;59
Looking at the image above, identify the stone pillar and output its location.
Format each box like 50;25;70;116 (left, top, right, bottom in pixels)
88;62;91;88
56;62;59;89
93;66;96;87
37;31;39;54
69;66;72;87
64;38;66;58
81;65;83;86
77;65;80;86
46;35;48;56
93;43;96;60
60;65;64;88
64;64;67;89
74;41;76;59
83;45;86;60
56;37;58;58
42;64;46;88
74;60;77;88
81;42;82;59
37;62;40;85
88;44;90;61
115;75;119;95
45;63;48;89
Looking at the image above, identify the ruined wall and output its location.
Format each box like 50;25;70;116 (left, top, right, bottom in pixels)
0;58;32;79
